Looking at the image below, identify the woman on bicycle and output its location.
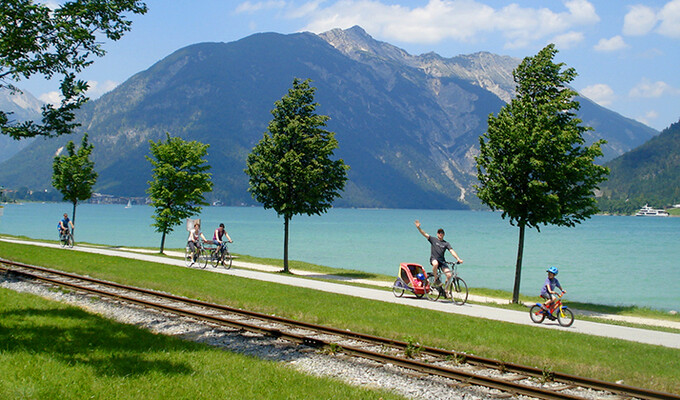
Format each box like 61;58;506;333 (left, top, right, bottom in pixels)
541;266;566;311
212;223;233;265
188;222;208;261
414;220;463;294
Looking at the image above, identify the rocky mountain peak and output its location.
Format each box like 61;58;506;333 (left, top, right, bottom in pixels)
319;26;519;102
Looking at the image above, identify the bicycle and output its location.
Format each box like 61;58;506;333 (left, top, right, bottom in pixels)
184;241;208;269
425;261;468;305
529;292;574;327
206;242;233;269
59;229;74;248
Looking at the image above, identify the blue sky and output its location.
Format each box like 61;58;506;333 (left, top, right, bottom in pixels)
25;0;680;131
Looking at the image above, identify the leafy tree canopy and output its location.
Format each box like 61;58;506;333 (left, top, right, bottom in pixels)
0;0;147;139
245;78;348;272
52;133;98;228
475;44;608;303
147;133;212;253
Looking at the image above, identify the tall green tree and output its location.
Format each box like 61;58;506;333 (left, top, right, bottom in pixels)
147;133;213;253
475;44;609;304
245;78;349;273
52;133;98;231
0;0;147;139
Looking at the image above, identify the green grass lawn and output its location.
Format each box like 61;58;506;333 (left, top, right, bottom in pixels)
1;239;679;394
0;288;405;400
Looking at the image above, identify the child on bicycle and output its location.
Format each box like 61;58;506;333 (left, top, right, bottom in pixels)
540;266;566;311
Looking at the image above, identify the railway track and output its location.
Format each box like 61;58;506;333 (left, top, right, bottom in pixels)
1;258;677;400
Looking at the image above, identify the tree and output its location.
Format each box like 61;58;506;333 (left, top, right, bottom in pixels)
475;44;609;304
147;133;213;253
52;133;98;231
0;0;147;139
245;78;349;273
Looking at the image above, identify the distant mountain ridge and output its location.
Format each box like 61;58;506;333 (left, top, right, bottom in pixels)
0;88;42;163
600;119;680;207
0;27;660;208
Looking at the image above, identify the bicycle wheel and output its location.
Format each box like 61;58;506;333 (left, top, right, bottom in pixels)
529;305;546;323
222;249;232;269
425;273;440;301
209;250;220;268
60;234;67;248
392;279;405;297
197;248;208;269
184;247;194;267
449;277;468;305
67;233;74;248
557;307;574;327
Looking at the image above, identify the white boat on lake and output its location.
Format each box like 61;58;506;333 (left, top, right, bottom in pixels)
635;204;669;217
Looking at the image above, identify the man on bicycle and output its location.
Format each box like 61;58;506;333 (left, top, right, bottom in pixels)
212;223;233;265
415;220;463;296
58;213;74;238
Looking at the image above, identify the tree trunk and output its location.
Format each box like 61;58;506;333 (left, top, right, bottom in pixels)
512;223;526;304
283;215;290;273
71;201;77;234
160;230;167;254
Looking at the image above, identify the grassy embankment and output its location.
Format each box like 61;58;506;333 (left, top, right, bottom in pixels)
0;240;679;394
0;288;404;400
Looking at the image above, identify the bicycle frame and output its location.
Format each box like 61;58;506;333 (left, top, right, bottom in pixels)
542;293;567;317
433;261;459;286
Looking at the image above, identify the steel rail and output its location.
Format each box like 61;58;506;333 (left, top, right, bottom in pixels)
2;259;678;400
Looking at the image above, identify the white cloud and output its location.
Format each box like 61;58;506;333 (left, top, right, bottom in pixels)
629;78;680;98
581;83;615;106
297;0;599;48
623;5;658;36
552;31;584;49
39;91;62;106
636;110;659;127
593;35;628;52
235;0;286;14
658;0;680;38
85;80;118;99
37;80;118;105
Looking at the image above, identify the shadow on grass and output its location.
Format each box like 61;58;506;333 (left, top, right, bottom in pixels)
0;307;195;377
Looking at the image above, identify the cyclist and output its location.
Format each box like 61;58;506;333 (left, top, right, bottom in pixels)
414;220;463;296
212;223;233;265
58;213;74;238
540;266;566;317
187;222;208;262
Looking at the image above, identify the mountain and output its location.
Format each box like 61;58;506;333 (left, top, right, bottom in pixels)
0;88;42;163
598;119;680;209
0;27;659;208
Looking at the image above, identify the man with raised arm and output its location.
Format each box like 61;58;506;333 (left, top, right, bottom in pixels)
414;220;464;295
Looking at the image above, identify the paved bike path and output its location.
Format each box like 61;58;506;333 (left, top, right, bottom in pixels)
2;238;679;349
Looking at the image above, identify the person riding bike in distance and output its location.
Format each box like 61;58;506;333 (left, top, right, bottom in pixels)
187;222;208;262
540;266;566;316
212;223;233;265
58;213;74;237
414;220;463;296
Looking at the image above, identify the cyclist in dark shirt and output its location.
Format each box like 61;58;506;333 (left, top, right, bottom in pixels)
414;220;463;288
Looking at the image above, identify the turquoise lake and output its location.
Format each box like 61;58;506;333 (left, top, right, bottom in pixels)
1;203;678;311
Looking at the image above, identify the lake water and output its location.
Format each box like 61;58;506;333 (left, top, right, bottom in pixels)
1;203;678;311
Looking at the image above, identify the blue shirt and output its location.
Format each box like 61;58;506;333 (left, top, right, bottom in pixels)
540;276;561;297
59;217;70;229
